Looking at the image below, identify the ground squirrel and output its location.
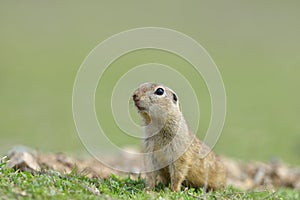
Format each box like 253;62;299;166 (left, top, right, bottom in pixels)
132;83;226;192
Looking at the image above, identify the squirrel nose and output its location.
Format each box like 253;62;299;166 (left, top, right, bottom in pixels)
133;94;139;102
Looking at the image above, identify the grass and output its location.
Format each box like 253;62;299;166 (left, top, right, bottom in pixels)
1;157;299;200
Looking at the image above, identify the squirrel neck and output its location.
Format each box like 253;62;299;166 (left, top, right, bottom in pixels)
143;109;189;139
159;111;188;137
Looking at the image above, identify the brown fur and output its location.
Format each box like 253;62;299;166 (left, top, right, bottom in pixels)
133;83;226;191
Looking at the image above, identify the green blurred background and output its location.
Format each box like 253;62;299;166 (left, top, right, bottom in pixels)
1;1;300;165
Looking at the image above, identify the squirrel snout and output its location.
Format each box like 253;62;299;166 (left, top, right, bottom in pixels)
132;94;139;102
133;93;146;111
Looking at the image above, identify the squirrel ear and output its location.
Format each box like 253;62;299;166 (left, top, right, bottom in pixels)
172;93;178;103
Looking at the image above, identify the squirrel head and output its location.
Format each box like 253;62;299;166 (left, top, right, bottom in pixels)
133;83;180;124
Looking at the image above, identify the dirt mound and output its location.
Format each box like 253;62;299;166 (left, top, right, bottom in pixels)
4;146;300;191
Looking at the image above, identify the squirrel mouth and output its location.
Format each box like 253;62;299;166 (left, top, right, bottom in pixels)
133;101;146;111
135;103;146;111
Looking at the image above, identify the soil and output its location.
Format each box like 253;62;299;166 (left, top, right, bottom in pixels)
3;146;300;191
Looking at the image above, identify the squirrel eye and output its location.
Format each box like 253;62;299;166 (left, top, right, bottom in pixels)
154;88;164;95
